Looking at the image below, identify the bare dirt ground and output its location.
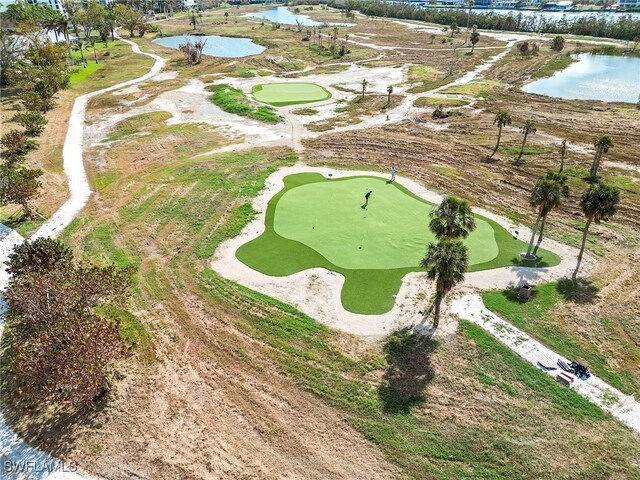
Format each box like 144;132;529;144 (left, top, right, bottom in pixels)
3;5;640;479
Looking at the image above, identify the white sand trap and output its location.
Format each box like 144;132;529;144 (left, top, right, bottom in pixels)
211;165;591;338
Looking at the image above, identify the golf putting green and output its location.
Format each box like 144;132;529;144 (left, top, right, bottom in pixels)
251;82;331;106
236;173;561;315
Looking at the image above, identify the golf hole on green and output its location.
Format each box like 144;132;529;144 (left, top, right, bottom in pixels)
236;173;561;314
251;82;331;106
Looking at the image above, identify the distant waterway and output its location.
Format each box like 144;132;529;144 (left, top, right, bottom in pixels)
246;6;354;26
409;5;640;22
522;53;640;103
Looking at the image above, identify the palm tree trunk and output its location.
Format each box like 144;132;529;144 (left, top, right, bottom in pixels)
489;125;502;159
590;148;601;178
93;45;98;64
433;292;442;329
387;92;391;105
559;154;565;172
572;216;593;281
516;132;528;163
21;201;32;220
532;214;547;256
525;209;542;258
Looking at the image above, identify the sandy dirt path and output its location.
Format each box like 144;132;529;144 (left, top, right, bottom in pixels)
451;293;640;435
0;34;165;480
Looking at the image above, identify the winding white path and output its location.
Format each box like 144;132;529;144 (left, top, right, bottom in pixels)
0;16;636;479
451;294;640;434
0;34;165;480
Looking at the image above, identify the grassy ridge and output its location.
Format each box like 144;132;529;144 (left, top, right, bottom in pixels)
62;138;640;478
482;282;640;397
207;84;282;123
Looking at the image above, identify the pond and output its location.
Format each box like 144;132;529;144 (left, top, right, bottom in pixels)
246;6;354;27
153;35;265;58
522;53;640;103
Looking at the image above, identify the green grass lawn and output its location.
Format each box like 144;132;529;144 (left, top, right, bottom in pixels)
482;282;640;397
207;83;282;123
60;140;640;479
69;43;112;86
236;173;560;314
251;82;332;106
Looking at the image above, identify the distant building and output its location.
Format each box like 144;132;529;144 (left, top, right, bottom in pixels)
542;1;573;10
619;0;640;7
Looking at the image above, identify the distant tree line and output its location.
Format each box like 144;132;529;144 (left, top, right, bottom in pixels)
329;0;640;41
0;0;156;221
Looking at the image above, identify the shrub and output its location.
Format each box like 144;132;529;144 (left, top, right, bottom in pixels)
4;239;133;407
551;35;565;51
17;110;48;136
0;129;38;162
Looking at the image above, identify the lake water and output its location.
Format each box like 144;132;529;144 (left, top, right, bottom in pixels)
522;53;640;103
246;6;354;26
153;35;265;58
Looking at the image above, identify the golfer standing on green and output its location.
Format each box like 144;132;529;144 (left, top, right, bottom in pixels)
390;165;397;182
365;190;372;206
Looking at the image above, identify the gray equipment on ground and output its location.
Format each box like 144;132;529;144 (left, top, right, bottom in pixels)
517;283;533;301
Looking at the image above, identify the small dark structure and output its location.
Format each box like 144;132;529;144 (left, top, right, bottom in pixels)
517;282;533;301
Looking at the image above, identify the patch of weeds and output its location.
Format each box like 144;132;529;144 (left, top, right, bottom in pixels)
292;107;319;115
207;84;282;123
601;390;619;408
413;97;469;108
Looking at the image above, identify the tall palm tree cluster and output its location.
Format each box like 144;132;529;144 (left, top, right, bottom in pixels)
420;115;622;329
421;197;475;328
489;110;538;163
305;26;349;58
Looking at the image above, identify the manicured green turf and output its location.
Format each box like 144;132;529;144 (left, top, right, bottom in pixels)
251;82;332;106
236;173;561;314
275;177;498;269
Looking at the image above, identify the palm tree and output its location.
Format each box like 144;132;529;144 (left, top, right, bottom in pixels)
558;139;567;172
572;183;620;281
450;22;458;38
224;11;229;23
386;85;393;105
489;110;511;160
41;11;63;42
361;78;368;99
429;196;476;239
515;120;537;164
189;11;199;30
524;171;570;258
420;239;469;328
470;27;480;53
590;134;613;179
466;0;475;31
